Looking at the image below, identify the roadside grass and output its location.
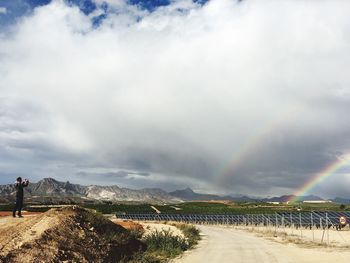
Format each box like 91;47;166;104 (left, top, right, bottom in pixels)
145;229;188;255
128;229;187;263
128;224;201;263
174;223;201;247
0;204;14;211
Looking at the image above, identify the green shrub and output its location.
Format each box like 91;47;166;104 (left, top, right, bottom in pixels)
126;250;162;263
0;204;14;211
143;229;188;258
131;225;200;262
129;227;145;239
25;206;52;212
176;224;200;248
83;203;155;214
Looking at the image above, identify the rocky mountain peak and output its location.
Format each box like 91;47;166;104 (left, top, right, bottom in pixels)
183;187;195;194
0;178;180;203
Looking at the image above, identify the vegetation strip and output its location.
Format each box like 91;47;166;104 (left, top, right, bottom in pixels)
2;201;349;214
127;223;200;263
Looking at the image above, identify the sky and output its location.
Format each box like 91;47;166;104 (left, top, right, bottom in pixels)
1;0;350;198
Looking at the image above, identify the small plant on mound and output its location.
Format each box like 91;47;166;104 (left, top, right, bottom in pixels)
129;226;145;239
144;229;188;257
175;224;201;248
136;224;200;262
128;229;190;263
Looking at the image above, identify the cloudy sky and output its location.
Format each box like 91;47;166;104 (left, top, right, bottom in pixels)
1;0;350;198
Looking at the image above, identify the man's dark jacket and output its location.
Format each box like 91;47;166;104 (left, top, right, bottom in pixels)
15;181;28;199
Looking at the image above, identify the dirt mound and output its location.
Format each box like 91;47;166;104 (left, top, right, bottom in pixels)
112;220;144;232
0;206;144;263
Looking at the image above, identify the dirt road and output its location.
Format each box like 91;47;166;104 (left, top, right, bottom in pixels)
174;225;350;263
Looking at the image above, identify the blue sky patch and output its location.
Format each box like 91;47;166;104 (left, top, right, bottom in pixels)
66;0;97;15
26;0;52;8
128;0;170;12
0;0;212;30
92;13;107;28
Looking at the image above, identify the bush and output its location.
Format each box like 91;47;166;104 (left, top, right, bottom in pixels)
126;250;163;263
129;226;145;239
175;224;200;247
143;229;188;258
130;224;201;262
0;204;14;211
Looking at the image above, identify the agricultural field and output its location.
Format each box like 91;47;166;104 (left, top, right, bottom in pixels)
86;201;350;215
1;201;349;215
142;202;350;215
84;203;155;214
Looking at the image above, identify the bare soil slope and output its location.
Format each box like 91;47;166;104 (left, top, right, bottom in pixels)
0;207;144;263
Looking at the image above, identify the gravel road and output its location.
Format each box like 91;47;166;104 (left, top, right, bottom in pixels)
173;225;350;263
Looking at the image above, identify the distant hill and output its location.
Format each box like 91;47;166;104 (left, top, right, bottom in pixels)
262;195;295;203
168;188;329;203
168;187;223;201
168;187;256;202
294;195;325;201
0;178;180;204
331;197;350;204
262;195;325;203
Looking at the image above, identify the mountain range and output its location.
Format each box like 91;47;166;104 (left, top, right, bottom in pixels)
1;177;349;204
168;187;255;202
168;188;333;203
0;178;180;204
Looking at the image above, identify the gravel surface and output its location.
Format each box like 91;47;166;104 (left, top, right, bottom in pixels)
173;225;350;263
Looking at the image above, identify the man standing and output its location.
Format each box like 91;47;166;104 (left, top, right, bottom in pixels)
13;177;29;218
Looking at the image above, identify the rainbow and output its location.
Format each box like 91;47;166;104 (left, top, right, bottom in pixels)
289;154;350;202
216;105;302;186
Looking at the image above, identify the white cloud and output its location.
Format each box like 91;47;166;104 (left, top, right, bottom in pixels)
0;7;7;14
1;0;350;197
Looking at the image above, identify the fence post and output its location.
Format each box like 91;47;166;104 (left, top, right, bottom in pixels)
275;213;278;235
326;213;329;246
251;214;253;231
299;213;303;238
311;212;314;242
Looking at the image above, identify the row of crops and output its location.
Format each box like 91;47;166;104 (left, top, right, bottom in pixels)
117;211;350;229
86;202;290;215
1;201;348;215
87;202;348;215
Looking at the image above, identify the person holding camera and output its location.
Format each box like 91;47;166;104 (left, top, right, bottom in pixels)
13;177;29;218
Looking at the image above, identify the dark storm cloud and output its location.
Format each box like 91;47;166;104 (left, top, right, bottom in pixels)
1;0;350;198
